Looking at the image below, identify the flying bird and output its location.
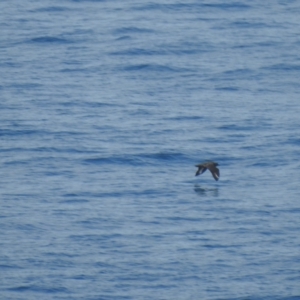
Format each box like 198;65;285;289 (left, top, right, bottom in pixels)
195;161;220;181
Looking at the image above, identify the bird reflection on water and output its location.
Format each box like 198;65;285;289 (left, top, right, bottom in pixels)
194;184;219;197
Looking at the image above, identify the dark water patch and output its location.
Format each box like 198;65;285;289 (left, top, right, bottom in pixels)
84;151;186;166
7;286;31;292
218;124;255;131
202;243;238;250
63;193;81;197
1;146;96;156
84;155;140;166
8;285;68;293
215;86;240;91
166;115;204;121
112;45;211;57
69;233;122;243
84;191;124;198
280;208;300;214
0;61;22;68
232;41;281;49
132;3;188;12
248;161;274;167
139;151;186;161
203;2;251;10
286;137;300;145
112;27;155;35
172;47;211;55
77;218;109;227
30;6;70;13
70;274;96;281
219;297;300;300
59;65;112;74
166;216;205;222
77;191;125;199
68;188;170;201
129;101;161;107
160;42;214;55
0;129;42;137
81;101;120;108
120;63;183;73
110;44;212;56
1;193;39;200
127;108;155;116
229;21;270;29
43;251;80;259
29;36;71;44
3;156;73;168
5;82;42;90
71;0;107;2
262;63;300;72
241;145;261;151
60;198;89;204
115;35;131;41
218;68;256;79
255;41;282;48
15;223;44;233
59;67;88;73
94;261;119;269
0;264;23;270
110;48;165;56
133;2;250;12
55;99;121;109
186;229;206;237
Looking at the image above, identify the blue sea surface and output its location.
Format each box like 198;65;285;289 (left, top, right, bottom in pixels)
1;1;300;299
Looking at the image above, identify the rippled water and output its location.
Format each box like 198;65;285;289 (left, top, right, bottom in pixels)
1;1;300;299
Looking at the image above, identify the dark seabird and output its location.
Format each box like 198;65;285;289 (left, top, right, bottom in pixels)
195;161;220;181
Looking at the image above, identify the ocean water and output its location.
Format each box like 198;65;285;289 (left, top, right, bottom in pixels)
1;1;300;299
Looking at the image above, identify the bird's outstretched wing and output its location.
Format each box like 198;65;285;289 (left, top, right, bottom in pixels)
195;165;207;176
208;166;220;181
